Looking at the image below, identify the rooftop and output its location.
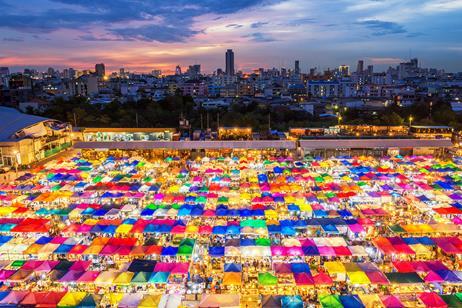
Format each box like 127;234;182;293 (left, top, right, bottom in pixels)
0;107;51;142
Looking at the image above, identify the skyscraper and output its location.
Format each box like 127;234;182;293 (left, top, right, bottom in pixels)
0;67;9;77
356;60;364;73
225;49;235;76
294;60;300;75
95;63;105;77
175;65;182;75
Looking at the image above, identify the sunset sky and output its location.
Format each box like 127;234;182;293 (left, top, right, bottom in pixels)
1;0;462;73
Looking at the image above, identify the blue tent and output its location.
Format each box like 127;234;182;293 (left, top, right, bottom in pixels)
208;246;224;257
161;246;178;256
339;295;365;308
281;295;303;308
224;263;242;272
291;263;310;274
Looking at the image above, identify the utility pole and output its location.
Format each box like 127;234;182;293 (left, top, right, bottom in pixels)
217;112;220;130
268;113;271;131
206;112;209;130
200;113;203;130
73;112;77;127
135;112;139;128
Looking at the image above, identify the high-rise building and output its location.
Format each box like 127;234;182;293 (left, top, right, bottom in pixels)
187;64;201;79
294;60;300;75
225;49;235;76
152;70;162;78
95;63;105;77
356;60;364;73
367;65;374;75
0;67;10;77
175;65;182;75
47;67;55;77
338;65;350;76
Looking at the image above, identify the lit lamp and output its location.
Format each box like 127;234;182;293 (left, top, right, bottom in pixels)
408;116;413;127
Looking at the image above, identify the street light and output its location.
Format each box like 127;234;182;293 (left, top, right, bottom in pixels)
408;116;413;127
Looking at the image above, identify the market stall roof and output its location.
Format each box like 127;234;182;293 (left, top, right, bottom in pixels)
199;294;240;308
300;139;453;149
74;140;296;150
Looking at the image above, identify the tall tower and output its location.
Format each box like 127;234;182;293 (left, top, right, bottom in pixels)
95;63;105;77
356;60;364;73
225;49;235;76
294;60;300;75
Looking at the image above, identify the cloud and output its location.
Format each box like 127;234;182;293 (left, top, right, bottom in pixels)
422;0;462;12
109;25;201;42
251;21;269;28
225;23;244;29
367;57;404;65
3;37;24;42
243;32;277;42
357;19;407;36
281;17;316;26
0;0;284;42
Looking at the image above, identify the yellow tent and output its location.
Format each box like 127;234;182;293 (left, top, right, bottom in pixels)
223;272;242;286
347;271;371;285
23;243;42;255
185;225;199;233
324;261;346;274
95;271;119;285
57;292;87;307
115;224;133;234
114;271;135;285
138;294;162;307
83;245;104;255
358;294;384;308
106;293;124;306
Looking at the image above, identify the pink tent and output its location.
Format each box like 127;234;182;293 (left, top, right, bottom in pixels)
271;246;286;256
313;272;333;285
0;269;16;280
35;261;59;272
77;271;100;282
380;295;404;308
365;271;389;285
318;246;336;257
419;292;447;308
294;273;314;285
21;260;43;270
154;262;175;272
424;271;444;283
70;261;91;271
171;263;190;274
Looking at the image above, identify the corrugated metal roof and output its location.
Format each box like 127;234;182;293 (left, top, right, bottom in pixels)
300;139;453;149
0;107;50;141
74;140;296;150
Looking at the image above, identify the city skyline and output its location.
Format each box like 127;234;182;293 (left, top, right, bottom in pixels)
0;0;462;73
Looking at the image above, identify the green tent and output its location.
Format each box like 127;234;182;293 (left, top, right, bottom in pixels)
241;219;266;228
218;196;229;203
11;260;26;268
177;245;193;256
180;239;195;247
258;272;278;286
92;175;102;183
441;295;462;307
255;238;271;246
388;224;406;233
196;196;207;203
320;294;343;308
131;272;151;284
